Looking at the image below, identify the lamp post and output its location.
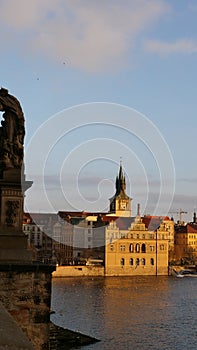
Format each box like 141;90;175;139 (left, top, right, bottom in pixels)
156;230;158;276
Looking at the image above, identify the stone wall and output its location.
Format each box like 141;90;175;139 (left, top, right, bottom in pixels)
0;301;34;349
105;265;169;276
53;265;104;278
0;263;55;349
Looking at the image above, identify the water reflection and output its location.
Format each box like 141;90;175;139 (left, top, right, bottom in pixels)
51;277;197;350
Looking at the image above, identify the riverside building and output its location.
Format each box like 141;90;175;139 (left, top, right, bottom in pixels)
104;162;173;276
105;213;171;276
174;214;197;265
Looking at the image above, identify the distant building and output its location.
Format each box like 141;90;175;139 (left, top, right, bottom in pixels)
23;213;57;263
175;220;197;264
58;212;106;263
143;214;175;261
105;209;172;276
52;217;74;265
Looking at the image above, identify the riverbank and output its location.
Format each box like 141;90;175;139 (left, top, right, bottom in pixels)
50;322;100;349
52;265;104;277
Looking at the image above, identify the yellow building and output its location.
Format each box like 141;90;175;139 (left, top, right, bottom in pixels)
175;223;197;264
105;214;170;276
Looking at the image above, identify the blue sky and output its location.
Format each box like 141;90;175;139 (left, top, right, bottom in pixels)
0;0;197;221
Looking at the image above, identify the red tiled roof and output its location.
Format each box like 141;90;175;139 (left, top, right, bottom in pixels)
103;215;170;231
175;223;197;234
58;211;107;219
187;223;197;233
142;216;170;230
23;212;58;225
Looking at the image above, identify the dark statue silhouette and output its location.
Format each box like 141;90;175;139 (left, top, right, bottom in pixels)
0;87;25;171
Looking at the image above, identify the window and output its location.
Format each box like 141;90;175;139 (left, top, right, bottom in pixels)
142;234;145;239
142;243;146;253
136;258;140;266
150;258;154;266
150;245;154;252
88;229;91;234
160;244;164;250
129;258;133;266
110;244;114;251
129;243;134;253
136;243;140;253
88;237;91;242
136;234;139;239
121;258;125;266
141;258;146;266
120;245;125;251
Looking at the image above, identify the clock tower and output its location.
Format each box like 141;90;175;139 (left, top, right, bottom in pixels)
109;161;132;217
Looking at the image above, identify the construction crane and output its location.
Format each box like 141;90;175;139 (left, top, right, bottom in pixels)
168;208;187;224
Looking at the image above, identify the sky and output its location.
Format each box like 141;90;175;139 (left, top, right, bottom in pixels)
0;0;197;222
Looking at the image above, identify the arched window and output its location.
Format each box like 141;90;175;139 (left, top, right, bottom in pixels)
136;243;140;253
129;258;133;266
141;243;146;253
129;243;134;253
136;258;140;266
121;258;125;266
141;258;146;266
150;258;154;266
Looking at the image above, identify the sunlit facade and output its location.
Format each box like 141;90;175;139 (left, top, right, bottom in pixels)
105;214;169;276
175;223;197;263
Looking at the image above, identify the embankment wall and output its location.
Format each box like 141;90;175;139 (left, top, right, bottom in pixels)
53;265;104;277
0;264;55;350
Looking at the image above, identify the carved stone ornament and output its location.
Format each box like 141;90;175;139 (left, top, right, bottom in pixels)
0;88;25;172
5;200;20;227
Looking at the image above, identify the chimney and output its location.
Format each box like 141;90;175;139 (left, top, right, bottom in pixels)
137;203;140;216
193;211;197;224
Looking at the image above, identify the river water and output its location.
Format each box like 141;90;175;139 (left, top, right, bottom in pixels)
51;276;197;350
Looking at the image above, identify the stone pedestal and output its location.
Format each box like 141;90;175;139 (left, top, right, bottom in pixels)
0;168;33;262
0;263;56;349
0;88;56;349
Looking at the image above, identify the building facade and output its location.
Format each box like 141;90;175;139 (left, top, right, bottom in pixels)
175;222;197;264
105;214;170;276
23;213;58;264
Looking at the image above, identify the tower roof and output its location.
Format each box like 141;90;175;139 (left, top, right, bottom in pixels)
113;161;130;200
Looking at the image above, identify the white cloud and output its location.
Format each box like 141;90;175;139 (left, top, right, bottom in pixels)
0;0;169;72
144;38;197;56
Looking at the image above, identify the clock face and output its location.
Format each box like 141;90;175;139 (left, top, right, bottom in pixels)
120;201;126;209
